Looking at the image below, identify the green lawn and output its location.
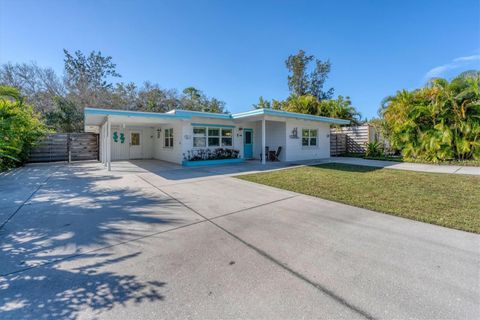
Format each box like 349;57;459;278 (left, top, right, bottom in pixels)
237;163;480;233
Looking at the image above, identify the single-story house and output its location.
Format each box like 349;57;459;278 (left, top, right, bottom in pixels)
83;107;350;170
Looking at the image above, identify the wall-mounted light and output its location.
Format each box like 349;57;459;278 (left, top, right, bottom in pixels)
239;127;243;131
157;128;161;139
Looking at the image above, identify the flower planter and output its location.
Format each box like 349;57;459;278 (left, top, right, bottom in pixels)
182;158;244;167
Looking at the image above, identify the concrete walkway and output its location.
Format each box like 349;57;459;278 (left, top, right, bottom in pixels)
0;161;478;319
329;157;480;175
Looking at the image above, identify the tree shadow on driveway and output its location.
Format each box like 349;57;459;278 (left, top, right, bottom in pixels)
0;163;198;319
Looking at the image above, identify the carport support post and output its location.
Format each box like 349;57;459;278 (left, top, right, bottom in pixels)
262;118;266;165
107;117;111;171
103;124;106;166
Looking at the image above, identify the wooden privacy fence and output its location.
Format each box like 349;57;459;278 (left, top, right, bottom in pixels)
330;125;376;156
28;133;99;163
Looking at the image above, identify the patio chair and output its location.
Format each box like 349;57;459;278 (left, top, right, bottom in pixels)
272;146;282;161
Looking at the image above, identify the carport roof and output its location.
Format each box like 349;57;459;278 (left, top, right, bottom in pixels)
84;107;350;126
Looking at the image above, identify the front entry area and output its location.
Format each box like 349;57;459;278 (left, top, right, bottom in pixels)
129;131;143;159
243;129;253;159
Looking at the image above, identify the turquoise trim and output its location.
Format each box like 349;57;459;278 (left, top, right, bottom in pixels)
85;107;185;119
182;158;244;167
232;108;350;125
173;110;231;120
191;123;236;128
85;107;350;125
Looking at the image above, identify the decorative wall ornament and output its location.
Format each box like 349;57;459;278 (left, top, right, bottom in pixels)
113;131;119;142
289;127;299;139
120;133;125;144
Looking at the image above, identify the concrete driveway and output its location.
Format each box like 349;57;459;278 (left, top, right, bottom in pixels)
0;160;479;319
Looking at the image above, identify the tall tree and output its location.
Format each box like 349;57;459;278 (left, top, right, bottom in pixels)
63;49;121;108
181;87;227;113
285;50;333;100
45;97;84;133
0;62;64;114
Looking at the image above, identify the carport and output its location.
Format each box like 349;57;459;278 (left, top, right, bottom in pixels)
85;108;183;171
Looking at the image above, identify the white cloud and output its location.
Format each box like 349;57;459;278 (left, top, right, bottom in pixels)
424;54;480;80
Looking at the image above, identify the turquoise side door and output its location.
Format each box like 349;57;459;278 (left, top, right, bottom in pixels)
243;129;253;159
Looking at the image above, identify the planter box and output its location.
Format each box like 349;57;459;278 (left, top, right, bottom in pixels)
182;158;244;167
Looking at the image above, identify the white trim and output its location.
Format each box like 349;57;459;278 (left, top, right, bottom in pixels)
261;119;266;165
107;117;112;171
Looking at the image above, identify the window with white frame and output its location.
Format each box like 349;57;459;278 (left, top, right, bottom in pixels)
208;128;220;146
193;127;206;147
221;128;233;146
302;129;318;147
193;126;233;147
164;128;174;148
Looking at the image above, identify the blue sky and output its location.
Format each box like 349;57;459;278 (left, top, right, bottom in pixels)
1;0;479;118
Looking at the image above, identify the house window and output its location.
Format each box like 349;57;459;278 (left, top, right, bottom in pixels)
193;126;234;148
208;128;220;147
302;129;318;147
222;128;233;146
164;128;174;148
193;127;206;147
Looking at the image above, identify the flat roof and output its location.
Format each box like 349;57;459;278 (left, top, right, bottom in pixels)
231;108;350;124
84;107;350;125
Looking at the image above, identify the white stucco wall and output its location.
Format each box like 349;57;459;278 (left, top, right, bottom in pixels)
284;119;331;161
106;116;331;163
110;126;154;160
152;122;184;164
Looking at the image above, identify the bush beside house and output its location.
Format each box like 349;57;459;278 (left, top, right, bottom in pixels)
379;71;480;163
0;86;47;171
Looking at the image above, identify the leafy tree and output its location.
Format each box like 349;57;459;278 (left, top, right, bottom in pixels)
1;50;229;133
205;97;226;113
252;50;360;123
252;96;271;109
181;87;226;113
317;96;360;123
0;62;64;114
0;86;48;170
45;97;84;133
110;82;138;110
380;71;480;162
63;49;121;108
253;94;359;123
285;50;333;100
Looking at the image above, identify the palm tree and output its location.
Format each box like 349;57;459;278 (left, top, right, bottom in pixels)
380;71;480;162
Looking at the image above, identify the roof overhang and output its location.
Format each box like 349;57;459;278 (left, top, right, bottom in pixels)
232;108;351;125
84;107;350;130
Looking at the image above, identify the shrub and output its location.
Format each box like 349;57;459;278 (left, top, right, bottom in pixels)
380;71;480;162
184;148;240;161
0;85;48;171
365;140;383;158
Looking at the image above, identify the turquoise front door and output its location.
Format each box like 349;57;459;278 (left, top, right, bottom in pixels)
243;129;253;159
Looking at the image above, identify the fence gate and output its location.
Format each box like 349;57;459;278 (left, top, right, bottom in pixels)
28;133;99;163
